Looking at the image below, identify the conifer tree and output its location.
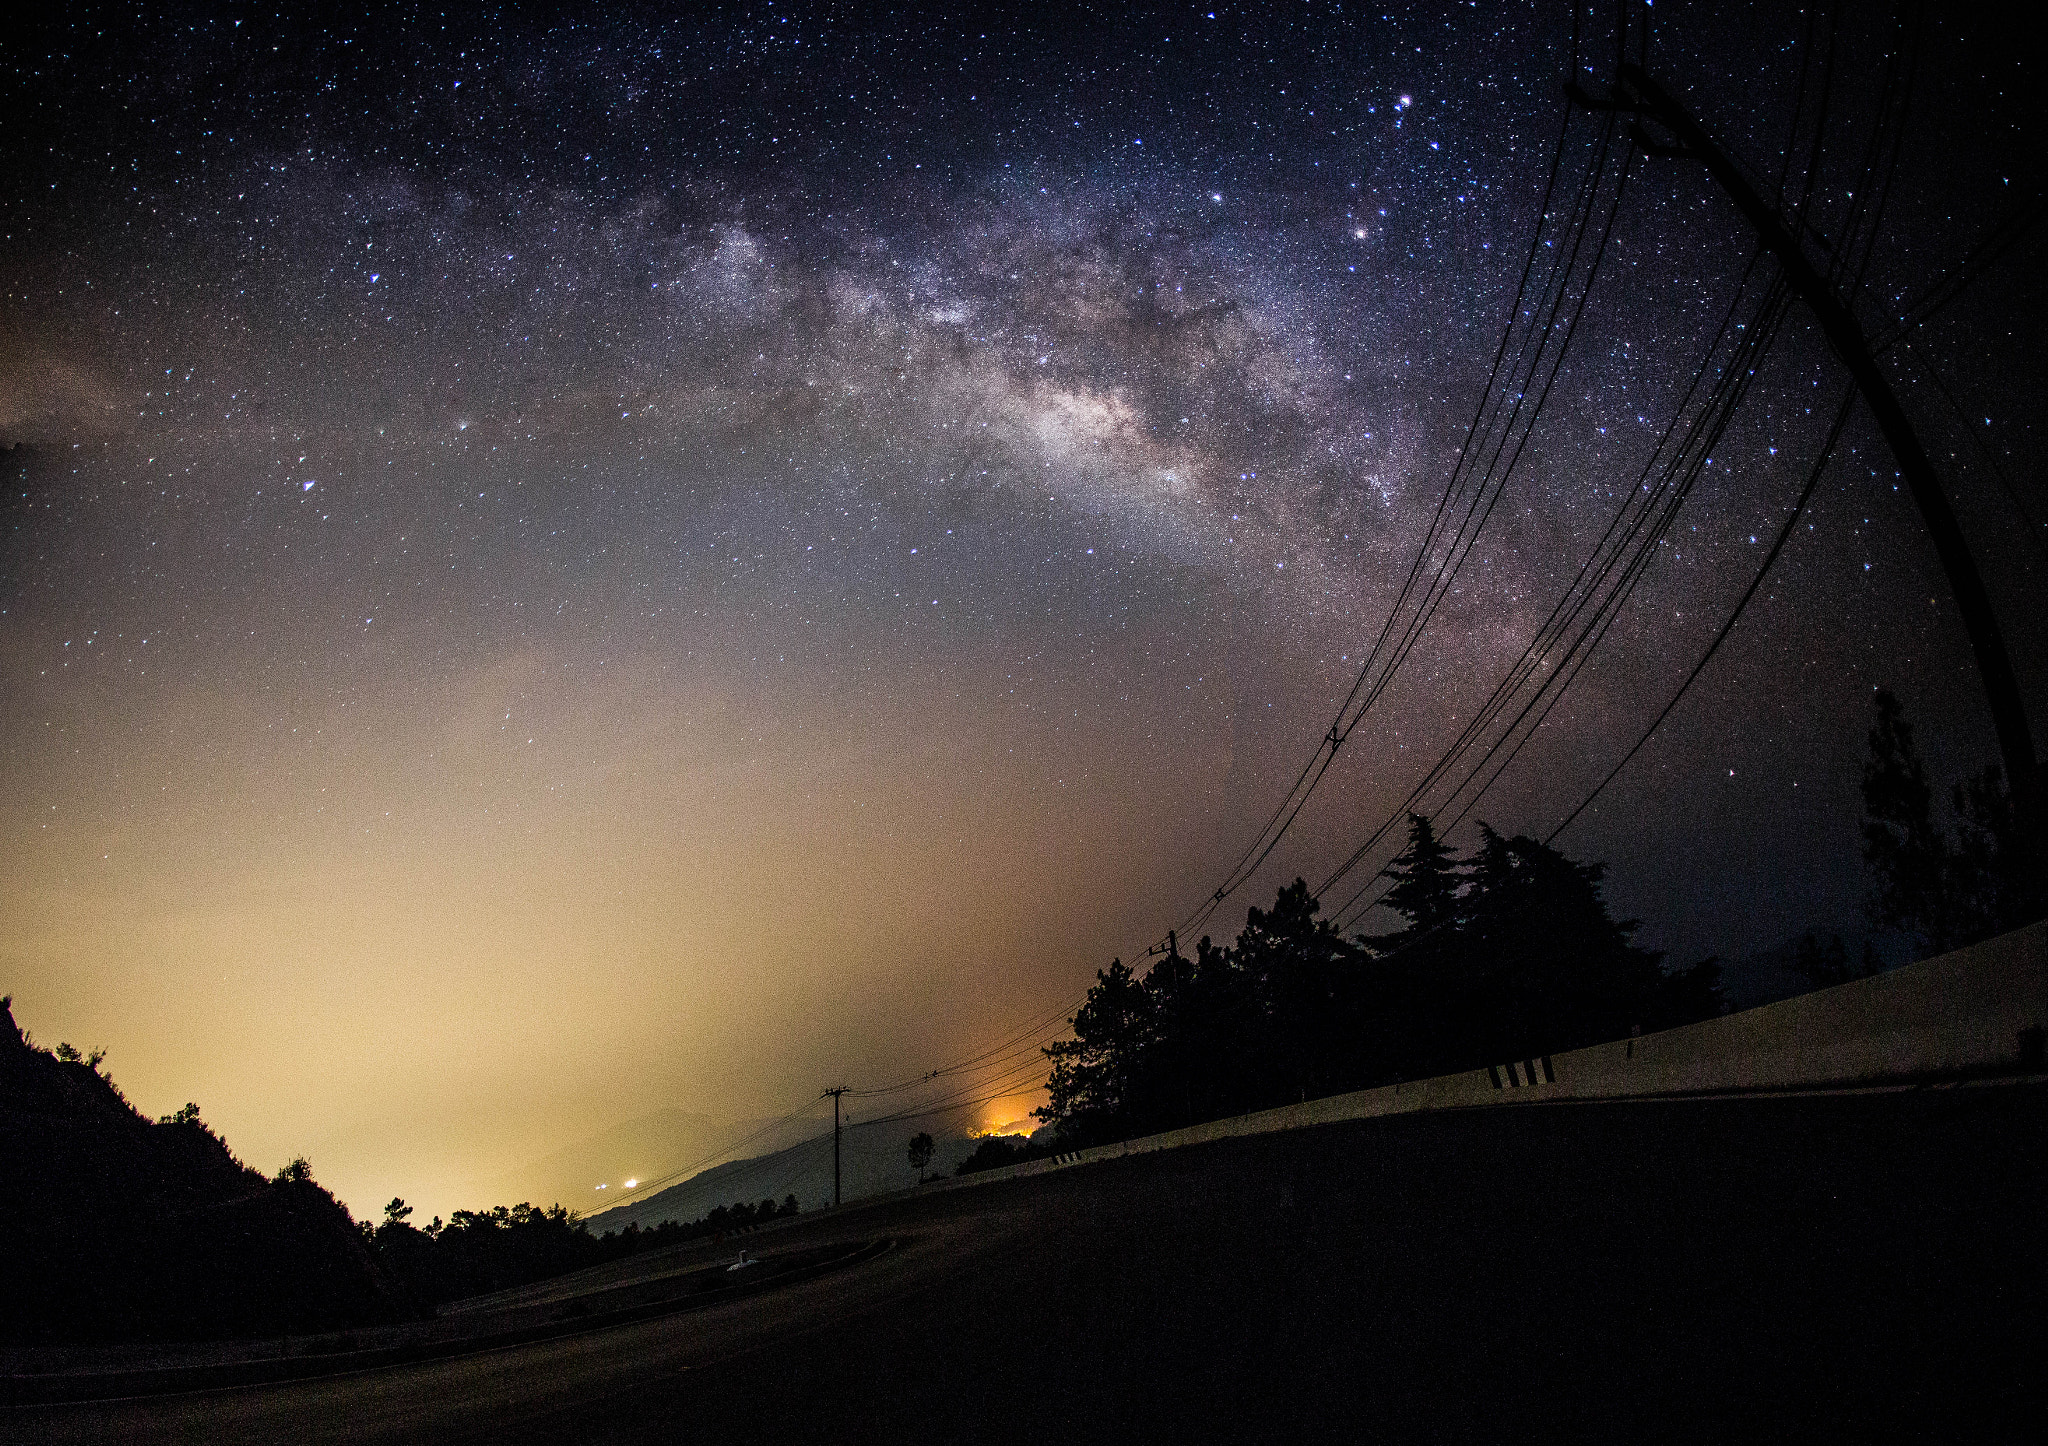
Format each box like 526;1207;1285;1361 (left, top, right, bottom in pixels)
1860;687;2032;955
1378;812;1464;937
1861;689;1958;953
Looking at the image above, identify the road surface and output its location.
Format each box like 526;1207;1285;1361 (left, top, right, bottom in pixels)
15;1082;2045;1442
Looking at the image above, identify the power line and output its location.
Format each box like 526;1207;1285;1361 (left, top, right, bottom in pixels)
1869;188;2046;354
1172;96;1602;926
1548;385;1861;841
769;16;1990;1187
1891;334;2048;561
1318;257;1796;927
1334;375;1855;934
1161;103;1633;949
1412;282;1801;847
855;1056;1056;1130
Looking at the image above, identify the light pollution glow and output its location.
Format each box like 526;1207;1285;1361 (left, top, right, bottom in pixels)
3;3;2038;1224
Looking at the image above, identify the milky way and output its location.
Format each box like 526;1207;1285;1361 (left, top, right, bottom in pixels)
3;2;2041;1218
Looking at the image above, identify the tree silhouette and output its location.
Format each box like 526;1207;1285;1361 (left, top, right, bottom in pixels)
1041;958;1156;1140
1458;826;1684;1056
1036;831;1721;1147
1791;932;1874;987
907;1131;935;1178
1861;687;2034;955
1948;763;2030;943
1862;689;1958;953
1379;812;1464;935
1231;879;1360;1103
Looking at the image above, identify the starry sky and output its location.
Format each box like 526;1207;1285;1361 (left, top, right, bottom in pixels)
3;1;2042;1222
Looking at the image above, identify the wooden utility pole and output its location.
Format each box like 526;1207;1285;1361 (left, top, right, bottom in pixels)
1169;930;1194;1127
1569;64;2041;859
1150;930;1195;1126
822;1087;850;1207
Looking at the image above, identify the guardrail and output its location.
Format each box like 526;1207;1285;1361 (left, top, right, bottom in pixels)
934;918;2048;1191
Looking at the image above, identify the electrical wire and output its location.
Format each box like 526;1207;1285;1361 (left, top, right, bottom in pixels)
1325;277;1797;929
1869;188;2046;355
1160;105;1632;950
1548;385;1861;841
1164;88;1599;930
1891;334;2048;561
1422;283;1800;837
727;13;1964;1186
1311;220;1786;926
1315;7;1921;930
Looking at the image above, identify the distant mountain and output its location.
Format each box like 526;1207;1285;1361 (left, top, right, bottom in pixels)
0;996;417;1344
584;1116;995;1234
1718;928;1914;1013
481;1107;825;1216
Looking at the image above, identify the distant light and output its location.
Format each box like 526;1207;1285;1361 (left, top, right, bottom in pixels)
301;480;315;491
624;1178;638;1189
595;1183;607;1190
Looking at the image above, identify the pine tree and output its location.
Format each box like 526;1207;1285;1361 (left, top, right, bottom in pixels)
1037;959;1156;1143
1861;689;1957;953
1378;812;1464;937
1860;688;2032;955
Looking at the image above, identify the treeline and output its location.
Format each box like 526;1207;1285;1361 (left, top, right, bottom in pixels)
1036;688;2038;1149
1037;819;1720;1147
363;1193;801;1305
954;1133;1059;1176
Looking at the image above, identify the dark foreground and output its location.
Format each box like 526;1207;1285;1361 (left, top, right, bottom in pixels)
16;1083;2046;1443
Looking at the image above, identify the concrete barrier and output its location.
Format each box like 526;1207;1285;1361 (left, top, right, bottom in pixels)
936;918;2048;1191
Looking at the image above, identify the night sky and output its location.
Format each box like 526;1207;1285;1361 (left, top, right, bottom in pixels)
4;2;2042;1221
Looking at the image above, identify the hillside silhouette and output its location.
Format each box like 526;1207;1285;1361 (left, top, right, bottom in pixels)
0;997;417;1344
582;1118;991;1234
482;1107;824;1218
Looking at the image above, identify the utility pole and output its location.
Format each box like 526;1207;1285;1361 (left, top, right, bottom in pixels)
822;1087;850;1207
1150;930;1195;1126
1568;63;2041;866
1168;930;1194;1127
